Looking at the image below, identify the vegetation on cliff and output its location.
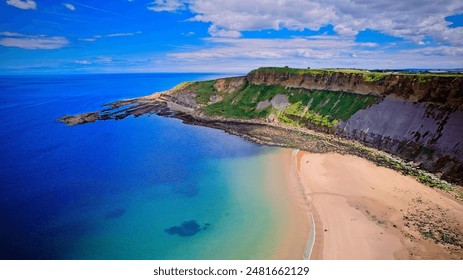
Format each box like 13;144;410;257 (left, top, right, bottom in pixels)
187;79;378;129
58;66;463;190
251;66;463;83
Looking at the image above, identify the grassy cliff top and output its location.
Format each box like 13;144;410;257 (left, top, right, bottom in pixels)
250;66;463;79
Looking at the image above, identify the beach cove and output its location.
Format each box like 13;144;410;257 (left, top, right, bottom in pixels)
294;151;463;259
2;73;462;260
0;73;310;260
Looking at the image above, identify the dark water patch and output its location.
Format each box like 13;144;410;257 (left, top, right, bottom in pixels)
165;220;203;237
105;208;126;220
0;219;91;260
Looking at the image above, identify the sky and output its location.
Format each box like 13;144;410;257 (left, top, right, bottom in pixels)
0;0;462;74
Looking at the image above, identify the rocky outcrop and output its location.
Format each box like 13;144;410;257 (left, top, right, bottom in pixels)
58;67;463;185
337;96;463;182
247;68;463;109
270;94;289;112
213;76;247;94
245;68;463;183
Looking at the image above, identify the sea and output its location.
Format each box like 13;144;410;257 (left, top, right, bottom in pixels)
0;73;301;260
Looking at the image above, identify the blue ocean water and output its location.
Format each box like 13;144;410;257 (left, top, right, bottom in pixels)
0;73;293;259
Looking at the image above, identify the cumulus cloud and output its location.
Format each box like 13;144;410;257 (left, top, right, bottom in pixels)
147;0;463;45
6;0;36;10
0;32;69;49
63;3;76;11
147;0;185;12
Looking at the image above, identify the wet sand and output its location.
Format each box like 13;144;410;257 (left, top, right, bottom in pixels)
264;149;311;259
295;151;463;260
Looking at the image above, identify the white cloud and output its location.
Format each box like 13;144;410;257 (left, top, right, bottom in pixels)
181;31;195;36
359;42;379;48
0;32;69;49
80;31;141;42
410;46;463;56
107;32;141;37
6;0;36;10
73;57;114;66
169;36;354;61
0;31;24;37
147;0;185;12
147;0;463;46
75;60;91;65
63;3;76;11
95;56;113;63
162;35;463;71
208;25;241;38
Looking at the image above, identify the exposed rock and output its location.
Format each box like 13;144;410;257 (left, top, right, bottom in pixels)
270;94;289;112
57;67;463;185
209;94;223;104
58;112;99;125
256;100;271;110
338;96;463;161
247;68;463;110
214;76;247;94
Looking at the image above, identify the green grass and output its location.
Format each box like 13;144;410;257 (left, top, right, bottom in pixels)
201;80;378;127
286;90;378;121
251;67;463;79
190;80;216;105
278;113;299;126
188;79;457;192
363;73;386;82
455;188;463;200
171;81;192;91
204;83;293;118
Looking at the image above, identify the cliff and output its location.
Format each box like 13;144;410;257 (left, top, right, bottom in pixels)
248;67;463;109
58;67;463;186
244;68;463;184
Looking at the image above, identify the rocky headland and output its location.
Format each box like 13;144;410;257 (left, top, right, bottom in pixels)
59;67;463;190
58;67;463;259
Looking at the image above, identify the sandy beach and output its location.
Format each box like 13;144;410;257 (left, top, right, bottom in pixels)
262;149;311;259
295;151;463;260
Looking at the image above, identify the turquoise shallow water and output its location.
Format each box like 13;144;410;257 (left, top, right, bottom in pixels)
0;73;294;259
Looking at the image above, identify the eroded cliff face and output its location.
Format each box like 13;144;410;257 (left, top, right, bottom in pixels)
245;68;463;184
58;68;463;184
213;76;247;94
338;97;463;182
247;68;463;109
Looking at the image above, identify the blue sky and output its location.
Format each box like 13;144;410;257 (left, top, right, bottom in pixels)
0;0;462;73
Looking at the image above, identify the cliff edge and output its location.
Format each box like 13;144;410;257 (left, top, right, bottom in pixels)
58;67;463;186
